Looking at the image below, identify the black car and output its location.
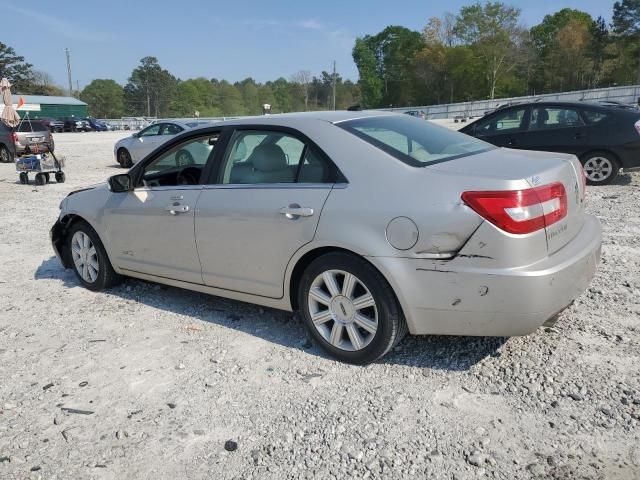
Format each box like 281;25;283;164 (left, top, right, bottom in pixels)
460;101;640;185
35;117;64;133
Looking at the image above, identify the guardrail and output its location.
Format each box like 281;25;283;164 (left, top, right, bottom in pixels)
378;85;640;119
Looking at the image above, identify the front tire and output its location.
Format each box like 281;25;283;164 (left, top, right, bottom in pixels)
67;221;121;291
581;152;619;185
298;252;407;365
118;148;133;168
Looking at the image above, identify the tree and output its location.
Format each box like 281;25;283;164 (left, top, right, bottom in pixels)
29;70;66;96
124;57;177;117
612;0;640;82
80;79;125;117
290;70;312;110
0;42;33;93
455;2;525;99
353;26;423;107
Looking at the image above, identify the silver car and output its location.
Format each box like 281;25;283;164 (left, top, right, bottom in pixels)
51;111;602;364
114;120;202;168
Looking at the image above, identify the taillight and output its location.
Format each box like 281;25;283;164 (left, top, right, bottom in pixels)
461;182;567;234
10;132;17;143
635;119;640;136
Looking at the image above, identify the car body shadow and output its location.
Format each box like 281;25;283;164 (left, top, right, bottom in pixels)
35;256;507;371
609;173;632;186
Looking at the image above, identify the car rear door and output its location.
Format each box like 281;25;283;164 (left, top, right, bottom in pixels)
468;106;529;148
518;106;588;156
194;127;337;298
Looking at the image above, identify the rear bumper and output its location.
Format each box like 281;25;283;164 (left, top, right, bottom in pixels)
370;214;602;336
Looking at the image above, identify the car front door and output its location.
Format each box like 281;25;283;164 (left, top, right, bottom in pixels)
128;123;163;162
471;107;529;148
518;106;588;156
103;132;219;283
194;127;338;298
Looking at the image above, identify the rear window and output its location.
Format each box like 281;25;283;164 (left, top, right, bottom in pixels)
17;122;48;132
337;115;493;166
582;110;610;125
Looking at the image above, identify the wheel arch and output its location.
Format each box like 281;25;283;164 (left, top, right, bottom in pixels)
53;213;113;269
287;246;409;326
579;149;621;166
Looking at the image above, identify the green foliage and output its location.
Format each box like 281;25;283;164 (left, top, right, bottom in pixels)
80;79;124;118
0;42;33;93
124;57;178;117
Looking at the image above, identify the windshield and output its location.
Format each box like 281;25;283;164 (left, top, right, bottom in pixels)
337;115;493;167
17;122;48;132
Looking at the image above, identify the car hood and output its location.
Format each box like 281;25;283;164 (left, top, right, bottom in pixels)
67;182;107;197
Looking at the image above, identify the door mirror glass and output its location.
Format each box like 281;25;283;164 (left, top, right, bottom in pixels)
108;173;132;192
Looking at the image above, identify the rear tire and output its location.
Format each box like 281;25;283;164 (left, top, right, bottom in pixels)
0;145;12;163
581;151;619;185
55;171;66;183
298;252;406;365
66;220;121;291
19;172;28;184
118;148;133;168
35;173;46;186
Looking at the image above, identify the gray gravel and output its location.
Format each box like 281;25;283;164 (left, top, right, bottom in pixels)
0;131;639;479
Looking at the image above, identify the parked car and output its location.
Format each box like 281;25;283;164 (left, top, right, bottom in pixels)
84;118;109;132
51;111;601;364
15;120;54;154
0;122;15;163
35;117;64;133
62;117;90;132
114;120;193;167
460;101;640;185
404;110;426;119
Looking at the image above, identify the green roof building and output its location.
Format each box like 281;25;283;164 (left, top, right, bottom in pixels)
12;94;88;119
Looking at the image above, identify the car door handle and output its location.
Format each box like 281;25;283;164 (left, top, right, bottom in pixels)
165;204;190;215
574;132;586;139
279;205;314;219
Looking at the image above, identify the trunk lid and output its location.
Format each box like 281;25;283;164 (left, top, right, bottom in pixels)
427;147;586;254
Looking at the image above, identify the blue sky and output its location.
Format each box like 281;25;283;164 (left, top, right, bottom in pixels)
2;0;613;90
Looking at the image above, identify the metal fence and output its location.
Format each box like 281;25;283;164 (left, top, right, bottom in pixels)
378;85;640;119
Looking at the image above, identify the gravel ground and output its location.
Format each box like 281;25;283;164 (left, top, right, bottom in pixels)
0;131;639;480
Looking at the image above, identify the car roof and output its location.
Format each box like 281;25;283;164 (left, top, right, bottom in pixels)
497;100;638;112
198;110;399;129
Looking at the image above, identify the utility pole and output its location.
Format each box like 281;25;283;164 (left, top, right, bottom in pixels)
76;80;80;97
332;60;336;111
65;48;73;97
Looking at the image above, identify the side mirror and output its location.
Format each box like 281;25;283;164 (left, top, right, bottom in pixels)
108;173;132;193
132;132;139;138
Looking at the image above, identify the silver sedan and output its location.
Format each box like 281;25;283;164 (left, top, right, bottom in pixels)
52;111;602;364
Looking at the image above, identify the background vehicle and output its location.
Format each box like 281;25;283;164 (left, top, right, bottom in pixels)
404;110;426;119
35;117;64;133
62;117;90;132
84;118;109;131
0;122;15;163
52;112;601;364
114;120;193;167
460;101;640;185
14;121;54;154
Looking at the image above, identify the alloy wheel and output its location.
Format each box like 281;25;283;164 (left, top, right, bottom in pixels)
583;156;613;183
307;269;378;351
71;231;99;283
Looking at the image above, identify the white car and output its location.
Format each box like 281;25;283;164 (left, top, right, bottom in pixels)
114;120;199;167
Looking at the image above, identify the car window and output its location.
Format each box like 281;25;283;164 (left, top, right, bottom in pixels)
220;130;333;184
474;108;527;136
19;122;48;132
161;123;183;135
139;124;161;137
139;134;219;188
338;115;492;166
582;110;610;125
528;107;584;130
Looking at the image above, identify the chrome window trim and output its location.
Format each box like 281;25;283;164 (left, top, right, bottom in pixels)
133;185;204;192
202;183;334;191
